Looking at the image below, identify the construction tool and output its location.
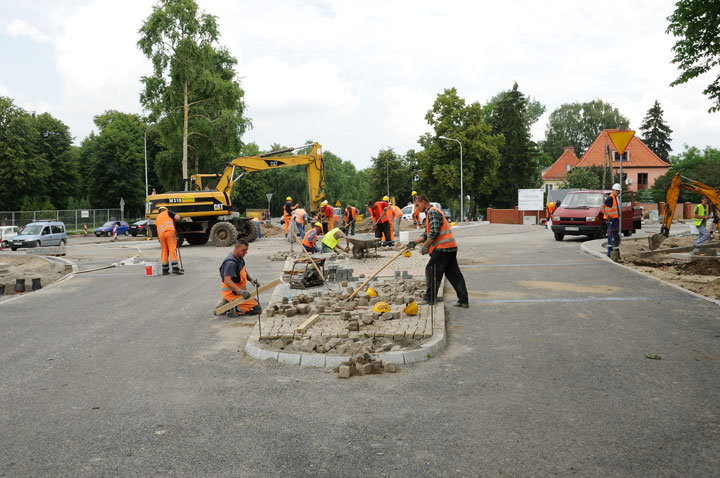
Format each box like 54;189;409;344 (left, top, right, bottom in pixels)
371;209;389;228
214;278;281;315
345;246;411;302
176;244;184;272
289;257;326;289
347;237;381;259
292;228;326;281
255;280;262;337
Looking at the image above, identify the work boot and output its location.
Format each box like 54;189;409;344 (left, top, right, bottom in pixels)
453;301;469;309
162;267;170;276
172;267;184;275
225;308;239;318
693;247;700;254
419;298;434;306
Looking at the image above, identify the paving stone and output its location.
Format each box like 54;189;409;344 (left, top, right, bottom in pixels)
384;362;397;373
338;365;351;378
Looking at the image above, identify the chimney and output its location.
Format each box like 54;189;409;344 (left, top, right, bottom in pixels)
563;146;575;153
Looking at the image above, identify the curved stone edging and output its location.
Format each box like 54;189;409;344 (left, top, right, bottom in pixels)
244;278;447;368
580;239;720;307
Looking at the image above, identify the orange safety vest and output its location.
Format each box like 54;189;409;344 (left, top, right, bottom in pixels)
155;210;175;235
603;195;619;219
293;209;307;225
425;206;457;253
302;229;318;249
345;207;357;222
370;202;389;223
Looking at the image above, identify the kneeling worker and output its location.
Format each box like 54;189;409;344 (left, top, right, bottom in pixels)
219;239;261;317
321;226;351;253
302;222;323;253
408;194;469;308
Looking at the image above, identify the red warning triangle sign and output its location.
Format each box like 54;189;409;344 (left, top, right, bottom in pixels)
608;131;635;155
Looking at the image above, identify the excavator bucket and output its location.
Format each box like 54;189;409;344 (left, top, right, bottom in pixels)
648;233;667;251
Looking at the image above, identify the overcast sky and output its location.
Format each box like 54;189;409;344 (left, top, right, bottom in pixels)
2;0;719;169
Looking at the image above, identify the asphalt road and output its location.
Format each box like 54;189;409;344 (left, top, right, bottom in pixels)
1;224;719;477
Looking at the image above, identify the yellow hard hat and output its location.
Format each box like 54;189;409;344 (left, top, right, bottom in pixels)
366;287;378;297
450;222;456;226
158;206;168;211
403;250;412;258
286;196;292;201
411;190;417;196
314;222;322;228
372;302;391;315
382;195;389;202
403;300;418;316
321;200;327;206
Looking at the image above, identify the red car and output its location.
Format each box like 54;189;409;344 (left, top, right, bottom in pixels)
550;190;642;241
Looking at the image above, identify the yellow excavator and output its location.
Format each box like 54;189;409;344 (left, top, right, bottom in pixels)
648;173;720;250
146;142;326;246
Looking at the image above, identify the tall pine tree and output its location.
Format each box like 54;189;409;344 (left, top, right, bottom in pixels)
639;100;673;161
488;82;538;208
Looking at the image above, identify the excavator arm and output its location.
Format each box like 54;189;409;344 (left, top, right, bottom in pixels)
649;173;720;249
215;142;326;211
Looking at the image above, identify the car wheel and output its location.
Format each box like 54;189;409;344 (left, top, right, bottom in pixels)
95;232;101;237
1;241;7;248
125;230;129;236
553;232;564;241
60;239;66;246
11;247;17;251
623;230;631;237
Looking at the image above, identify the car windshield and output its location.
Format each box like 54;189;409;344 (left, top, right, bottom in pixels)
562;193;605;208
402;205;412;214
102;221;115;227
21;224;44;235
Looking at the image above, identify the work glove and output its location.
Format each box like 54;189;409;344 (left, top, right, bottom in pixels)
250;278;260;287
241;290;251;299
420;244;429;255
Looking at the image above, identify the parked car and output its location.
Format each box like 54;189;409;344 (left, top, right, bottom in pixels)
95;221;129;237
401;202;442;224
10;221;68;250
129;219;152;237
0;225;20;248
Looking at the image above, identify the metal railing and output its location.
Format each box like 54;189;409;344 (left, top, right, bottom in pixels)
0;209;124;234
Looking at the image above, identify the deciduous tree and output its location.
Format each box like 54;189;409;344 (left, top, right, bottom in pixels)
667;0;720;112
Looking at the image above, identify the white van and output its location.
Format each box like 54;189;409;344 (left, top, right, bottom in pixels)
0;225;20;248
401;202;442;224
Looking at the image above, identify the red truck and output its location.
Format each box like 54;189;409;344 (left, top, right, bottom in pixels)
550;189;642;241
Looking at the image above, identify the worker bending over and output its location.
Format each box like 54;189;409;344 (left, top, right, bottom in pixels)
345;204;358;235
219;239;261;317
368;198;392;246
408;194;468;308
321;227;351;253
602;184;622;258
155;206;183;275
292;205;308;239
302;222;323;253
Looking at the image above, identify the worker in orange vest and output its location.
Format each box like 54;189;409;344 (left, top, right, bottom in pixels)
602;184;622;258
302;222;323;253
408;194;468;308
387;203;403;242
219;238;260;317
155;206;183;275
411;191;421;228
283;196;297;239
368;198;391;246
345;204;358;235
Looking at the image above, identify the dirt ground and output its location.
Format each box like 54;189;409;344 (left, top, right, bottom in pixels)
260;222;285;238
620;235;720;300
0;253;70;295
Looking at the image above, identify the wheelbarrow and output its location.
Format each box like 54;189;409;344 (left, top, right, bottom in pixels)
347;237;381;259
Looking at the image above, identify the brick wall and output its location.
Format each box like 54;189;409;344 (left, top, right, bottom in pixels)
487;206;546;224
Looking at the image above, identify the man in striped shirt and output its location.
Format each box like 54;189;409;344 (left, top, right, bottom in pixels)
409;195;468;308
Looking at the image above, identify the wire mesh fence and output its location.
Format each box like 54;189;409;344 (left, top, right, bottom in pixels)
0;209;125;234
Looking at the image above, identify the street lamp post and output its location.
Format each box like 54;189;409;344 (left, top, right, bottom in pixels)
144;123;154;197
439;136;463;222
386;158;390;198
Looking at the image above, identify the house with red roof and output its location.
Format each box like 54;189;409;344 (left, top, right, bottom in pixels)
541;146;580;193
575;129;670;191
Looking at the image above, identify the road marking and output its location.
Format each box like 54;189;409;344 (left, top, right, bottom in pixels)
469;295;691;304
461;262;599;268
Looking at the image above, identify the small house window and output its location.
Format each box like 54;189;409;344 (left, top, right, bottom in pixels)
613;151;629;162
637;173;648;190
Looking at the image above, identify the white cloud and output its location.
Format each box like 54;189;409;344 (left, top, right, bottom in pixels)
0;80;12;97
3;18;51;43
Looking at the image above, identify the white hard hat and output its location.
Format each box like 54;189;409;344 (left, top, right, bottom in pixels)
612;183;621;191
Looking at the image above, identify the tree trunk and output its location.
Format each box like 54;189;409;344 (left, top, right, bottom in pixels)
182;81;189;191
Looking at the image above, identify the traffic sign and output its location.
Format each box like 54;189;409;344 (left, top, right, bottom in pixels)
266;193;273;201
608;131;635;155
335;200;341;207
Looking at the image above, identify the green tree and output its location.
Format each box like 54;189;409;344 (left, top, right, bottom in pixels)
559;167;601;189
639;100;673;161
81;111;147;216
667;0;720;112
0;96;51;210
487;82;541;208
418;88;504;219
542;100;630;159
368;148;413;202
651;145;720;203
138;0;247;190
34;112;79;209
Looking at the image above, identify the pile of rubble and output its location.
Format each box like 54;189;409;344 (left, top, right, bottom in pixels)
335;353;398;378
267;250;300;262
264;334;416;355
